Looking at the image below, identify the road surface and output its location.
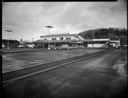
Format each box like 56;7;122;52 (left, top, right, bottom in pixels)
2;48;102;73
3;49;127;98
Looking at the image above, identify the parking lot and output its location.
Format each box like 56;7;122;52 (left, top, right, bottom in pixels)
3;49;127;98
2;48;103;73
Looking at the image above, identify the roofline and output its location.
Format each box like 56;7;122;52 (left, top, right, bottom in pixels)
92;38;110;41
40;33;78;37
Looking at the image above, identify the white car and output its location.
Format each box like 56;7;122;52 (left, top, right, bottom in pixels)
17;45;24;48
57;45;72;50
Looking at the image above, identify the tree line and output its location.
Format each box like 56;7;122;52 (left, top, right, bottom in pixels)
79;28;127;39
79;28;127;45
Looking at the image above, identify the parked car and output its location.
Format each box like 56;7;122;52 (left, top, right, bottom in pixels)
57;45;72;50
118;45;127;49
48;45;57;50
26;44;35;48
17;45;24;48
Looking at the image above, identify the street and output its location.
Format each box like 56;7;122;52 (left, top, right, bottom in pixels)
3;49;127;98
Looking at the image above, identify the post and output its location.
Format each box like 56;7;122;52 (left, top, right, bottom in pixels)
5;30;13;49
7;32;10;49
43;42;44;48
45;26;53;50
32;38;34;48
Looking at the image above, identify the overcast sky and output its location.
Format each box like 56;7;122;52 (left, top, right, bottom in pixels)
2;0;127;41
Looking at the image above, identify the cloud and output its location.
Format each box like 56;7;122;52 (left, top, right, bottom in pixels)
2;1;127;41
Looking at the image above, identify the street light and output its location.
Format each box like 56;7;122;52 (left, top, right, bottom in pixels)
45;26;53;35
4;30;13;49
32;38;34;48
45;26;53;49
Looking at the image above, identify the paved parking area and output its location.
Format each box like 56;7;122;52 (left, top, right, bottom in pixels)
2;48;103;73
3;49;127;98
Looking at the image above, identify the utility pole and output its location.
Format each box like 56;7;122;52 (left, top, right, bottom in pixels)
5;30;13;49
32;38;34;48
45;26;53;49
7;32;10;49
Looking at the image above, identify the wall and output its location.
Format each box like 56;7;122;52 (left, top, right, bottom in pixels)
87;44;105;48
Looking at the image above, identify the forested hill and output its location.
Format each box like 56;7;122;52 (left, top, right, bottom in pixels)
79;28;127;40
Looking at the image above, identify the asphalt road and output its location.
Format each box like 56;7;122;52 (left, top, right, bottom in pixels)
2;48;102;73
3;50;127;98
3;50;106;82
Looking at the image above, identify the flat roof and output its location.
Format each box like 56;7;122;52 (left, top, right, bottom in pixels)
40;33;78;37
92;39;110;41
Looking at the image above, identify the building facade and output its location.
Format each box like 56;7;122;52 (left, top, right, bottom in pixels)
109;40;120;48
87;39;120;48
40;33;84;41
2;39;20;49
35;33;86;48
87;39;110;48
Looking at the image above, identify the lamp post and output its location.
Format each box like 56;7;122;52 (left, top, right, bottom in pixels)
5;30;13;49
45;26;53;33
32;38;34;48
45;26;53;49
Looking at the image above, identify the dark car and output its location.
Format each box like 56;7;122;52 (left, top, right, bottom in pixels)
118;45;127;49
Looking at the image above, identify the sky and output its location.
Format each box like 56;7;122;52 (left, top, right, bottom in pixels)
2;0;127;41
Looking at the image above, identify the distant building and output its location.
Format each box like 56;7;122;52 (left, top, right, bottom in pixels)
40;33;84;41
35;33;86;48
2;39;20;49
87;39;110;48
87;38;120;48
35;33;121;48
109;40;120;48
18;41;35;48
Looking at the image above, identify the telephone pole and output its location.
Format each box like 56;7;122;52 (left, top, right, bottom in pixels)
45;26;53;49
5;30;13;49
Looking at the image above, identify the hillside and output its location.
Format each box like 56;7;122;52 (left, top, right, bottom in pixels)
79;28;127;45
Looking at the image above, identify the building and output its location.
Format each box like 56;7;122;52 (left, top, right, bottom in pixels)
109;40;120;48
40;33;84;41
87;39;110;48
2;39;20;49
35;33;86;48
35;33;121;49
18;41;35;48
87;38;120;48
